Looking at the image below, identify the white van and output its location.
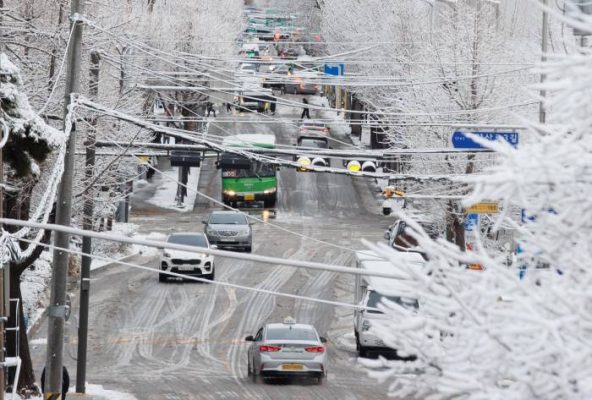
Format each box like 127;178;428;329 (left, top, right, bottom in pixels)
354;251;424;358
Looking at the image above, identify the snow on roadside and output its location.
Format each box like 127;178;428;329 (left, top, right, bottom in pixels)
90;222;139;270
9;383;139;400
144;166;200;212
22;222;142;333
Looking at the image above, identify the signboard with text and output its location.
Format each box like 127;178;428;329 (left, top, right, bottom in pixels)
451;131;519;149
467;202;499;214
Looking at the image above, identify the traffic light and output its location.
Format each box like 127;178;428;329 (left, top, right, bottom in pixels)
361;160;376;173
296;156;327;172
344;160;377;173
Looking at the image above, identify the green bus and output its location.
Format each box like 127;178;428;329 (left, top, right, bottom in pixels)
218;134;277;216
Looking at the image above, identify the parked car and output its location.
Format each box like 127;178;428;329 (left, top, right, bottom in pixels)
245;317;328;384
159;232;215;282
384;220;440;251
203;211;253;252
354;251;422;359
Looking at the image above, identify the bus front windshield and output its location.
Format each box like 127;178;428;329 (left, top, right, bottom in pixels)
222;161;275;179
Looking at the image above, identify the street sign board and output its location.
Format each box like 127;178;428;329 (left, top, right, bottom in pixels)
323;63;345;76
451;131;519;149
467;202;499;214
464;213;479;231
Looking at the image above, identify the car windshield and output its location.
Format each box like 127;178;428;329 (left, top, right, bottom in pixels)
240;64;258;71
167;234;208;248
299;139;327;148
222;161;276;178
367;291;418;314
266;327;318;341
209;213;248;225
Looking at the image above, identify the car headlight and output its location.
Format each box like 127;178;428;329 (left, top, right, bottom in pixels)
163;251;171;258
224;190;236;197
264;188;276;194
362;320;371;331
206;227;217;236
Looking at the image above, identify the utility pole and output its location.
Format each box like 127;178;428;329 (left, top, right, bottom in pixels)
539;0;549;124
46;0;84;398
0;118;6;400
75;50;99;394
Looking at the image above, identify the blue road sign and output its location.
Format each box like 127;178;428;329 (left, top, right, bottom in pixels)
465;213;479;232
324;63;345;76
451;131;519;149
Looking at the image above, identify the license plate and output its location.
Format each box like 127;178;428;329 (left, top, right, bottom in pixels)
177;266;195;271
220;238;234;242
281;364;304;371
284;347;304;353
244;193;255;201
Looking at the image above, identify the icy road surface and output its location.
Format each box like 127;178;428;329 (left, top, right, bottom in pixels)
30;100;397;399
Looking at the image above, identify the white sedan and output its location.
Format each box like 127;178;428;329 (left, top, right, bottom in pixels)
159;232;215;282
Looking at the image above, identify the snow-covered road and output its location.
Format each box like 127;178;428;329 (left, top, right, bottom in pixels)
29;102;396;399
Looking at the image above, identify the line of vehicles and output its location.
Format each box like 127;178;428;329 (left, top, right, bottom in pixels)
233;8;323;113
158;210;254;283
156;5;427;385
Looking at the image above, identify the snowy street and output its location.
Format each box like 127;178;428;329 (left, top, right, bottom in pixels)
28;104;392;399
3;0;592;398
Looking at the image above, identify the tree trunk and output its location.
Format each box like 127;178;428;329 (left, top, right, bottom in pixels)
4;203;55;393
445;201;466;251
6;270;39;396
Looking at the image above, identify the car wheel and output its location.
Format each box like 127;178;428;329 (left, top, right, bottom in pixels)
159;272;167;283
206;266;215;281
247;360;253;377
251;368;259;383
359;346;368;358
317;375;324;385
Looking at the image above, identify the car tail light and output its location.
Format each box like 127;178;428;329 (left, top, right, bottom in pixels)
322;128;329;133
259;345;281;352
305;346;325;353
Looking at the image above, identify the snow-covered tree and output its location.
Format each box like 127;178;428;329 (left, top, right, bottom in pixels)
359;7;592;400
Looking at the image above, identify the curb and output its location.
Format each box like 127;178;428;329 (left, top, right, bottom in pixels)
90;251;141;273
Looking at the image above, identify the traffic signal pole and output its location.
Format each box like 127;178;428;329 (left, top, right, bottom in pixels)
75;50;99;394
45;0;84;399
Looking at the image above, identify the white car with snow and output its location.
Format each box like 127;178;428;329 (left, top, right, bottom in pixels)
354;251;423;359
159;232;215;282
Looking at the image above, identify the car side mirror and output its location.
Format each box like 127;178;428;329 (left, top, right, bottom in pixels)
319;336;327;343
245;335;255;342
384;231;391;240
202;220;207;224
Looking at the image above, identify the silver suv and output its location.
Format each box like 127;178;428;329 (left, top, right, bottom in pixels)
203;211;253;252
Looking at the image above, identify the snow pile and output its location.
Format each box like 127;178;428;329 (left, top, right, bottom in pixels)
12;383;138;400
359;38;592;400
145;167;201;212
90;222;139;270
